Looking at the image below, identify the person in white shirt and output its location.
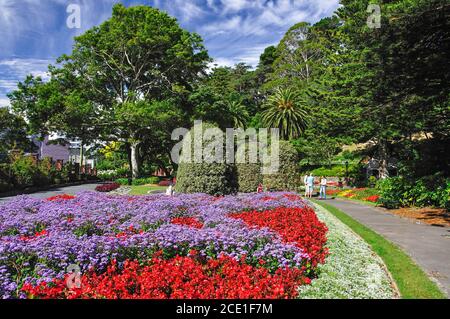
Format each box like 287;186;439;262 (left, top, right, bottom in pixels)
166;183;174;196
319;176;328;199
303;173;309;197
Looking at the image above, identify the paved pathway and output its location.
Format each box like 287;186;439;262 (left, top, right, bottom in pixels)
325;198;450;297
0;183;101;202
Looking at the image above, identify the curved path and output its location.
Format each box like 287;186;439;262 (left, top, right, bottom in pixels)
0;183;101;203
325;198;450;297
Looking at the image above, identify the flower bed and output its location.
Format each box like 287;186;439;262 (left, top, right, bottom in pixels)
298;204;395;299
327;188;380;204
0;192;328;299
95;182;121;193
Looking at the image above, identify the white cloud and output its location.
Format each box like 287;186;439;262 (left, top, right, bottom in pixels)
0;97;10;107
0;58;52;103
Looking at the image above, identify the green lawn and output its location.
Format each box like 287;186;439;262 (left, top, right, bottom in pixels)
129;185;166;195
313;200;446;299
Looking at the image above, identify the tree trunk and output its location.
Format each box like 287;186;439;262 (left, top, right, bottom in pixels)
130;141;141;179
79;142;84;179
378;138;389;179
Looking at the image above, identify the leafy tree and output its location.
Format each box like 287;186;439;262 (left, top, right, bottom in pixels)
11;4;210;179
0;108;31;156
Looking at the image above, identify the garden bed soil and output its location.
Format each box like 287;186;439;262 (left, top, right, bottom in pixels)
389;207;450;227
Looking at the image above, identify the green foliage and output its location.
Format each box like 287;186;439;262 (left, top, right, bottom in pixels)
10;155;37;188
311;166;346;178
236;145;262;193
262;88;308;140
176;123;238;196
131;177;160;186
263;141;300;191
73;221;104;237
377;174;450;210
115;178;130;186
0;108;31;155
97;168;129;181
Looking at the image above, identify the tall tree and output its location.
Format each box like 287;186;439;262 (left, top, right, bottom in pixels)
336;0;450;178
11;4;210;179
261;88;309;140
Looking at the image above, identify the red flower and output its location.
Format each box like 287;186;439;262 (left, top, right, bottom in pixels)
171;217;203;229
22;255;310;299
230;207;328;267
365;195;380;203
46;194;75;201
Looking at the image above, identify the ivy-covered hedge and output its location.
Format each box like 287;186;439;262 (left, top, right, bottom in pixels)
263;141;300;191
176;123;238;196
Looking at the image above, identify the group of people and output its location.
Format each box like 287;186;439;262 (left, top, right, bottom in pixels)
304;173;328;200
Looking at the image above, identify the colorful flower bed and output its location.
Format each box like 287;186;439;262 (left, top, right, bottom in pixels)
327;188;380;204
0;192;328;299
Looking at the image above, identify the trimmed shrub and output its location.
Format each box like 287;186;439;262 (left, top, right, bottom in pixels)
176;122;238;196
262;141;300;191
236;144;262;193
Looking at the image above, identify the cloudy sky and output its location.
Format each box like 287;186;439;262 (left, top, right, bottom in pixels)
0;0;340;106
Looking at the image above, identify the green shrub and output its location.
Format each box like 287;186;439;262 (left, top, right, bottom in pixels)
35;157;53;186
236;144;262;193
132;177;160;186
376;177;408;209
115;178;130;185
262;141;300;191
377;174;450;210
176;122;238;196
311;166;346;178
10;155;37;188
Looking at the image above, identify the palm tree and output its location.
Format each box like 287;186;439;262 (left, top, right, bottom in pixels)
227;100;249;128
261;88;309;139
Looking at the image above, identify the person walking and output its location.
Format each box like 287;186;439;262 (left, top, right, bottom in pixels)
307;173;315;198
303;173;309;197
320;176;328;200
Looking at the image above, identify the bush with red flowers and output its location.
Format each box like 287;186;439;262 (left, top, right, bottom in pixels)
22;255;310;299
231;207;328;267
95;183;121;193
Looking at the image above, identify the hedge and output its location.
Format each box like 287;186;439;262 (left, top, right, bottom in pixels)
176;122;238;196
262;140;300;191
236;144;262;193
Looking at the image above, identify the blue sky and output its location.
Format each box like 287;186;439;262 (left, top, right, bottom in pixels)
0;0;340;106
